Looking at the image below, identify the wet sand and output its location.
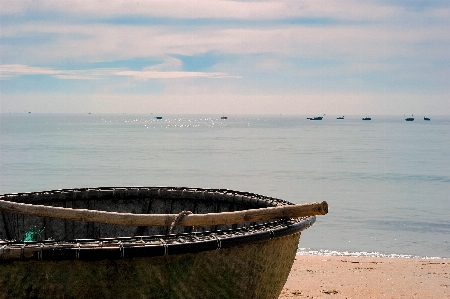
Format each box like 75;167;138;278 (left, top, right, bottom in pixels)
279;255;449;299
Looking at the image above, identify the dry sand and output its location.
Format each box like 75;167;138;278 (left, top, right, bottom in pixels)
279;255;449;299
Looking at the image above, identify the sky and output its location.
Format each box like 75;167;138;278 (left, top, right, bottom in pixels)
1;0;449;115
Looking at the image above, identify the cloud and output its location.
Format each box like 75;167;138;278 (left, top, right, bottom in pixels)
146;57;182;72
2;11;448;66
114;70;239;80
0;0;333;19
0;63;240;80
0;64;111;80
1;1;448;115
0;64;58;79
2;0;431;21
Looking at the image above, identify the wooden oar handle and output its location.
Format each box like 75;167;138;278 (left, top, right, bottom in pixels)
182;201;328;226
0;199;327;227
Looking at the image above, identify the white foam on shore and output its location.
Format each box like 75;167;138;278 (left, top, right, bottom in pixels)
297;248;447;259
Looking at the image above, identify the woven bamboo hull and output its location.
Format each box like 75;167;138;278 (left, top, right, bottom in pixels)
0;232;300;299
0;187;318;299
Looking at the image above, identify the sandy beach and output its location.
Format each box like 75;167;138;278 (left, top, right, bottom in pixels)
279;255;449;299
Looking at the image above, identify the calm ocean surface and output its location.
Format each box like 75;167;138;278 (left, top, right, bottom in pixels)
1;114;449;258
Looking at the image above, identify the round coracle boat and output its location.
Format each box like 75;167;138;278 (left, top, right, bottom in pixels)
0;187;327;299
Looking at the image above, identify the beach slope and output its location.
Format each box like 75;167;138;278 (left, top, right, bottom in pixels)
279;255;449;299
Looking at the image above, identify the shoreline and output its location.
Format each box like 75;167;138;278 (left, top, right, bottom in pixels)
297;249;448;259
279;254;449;298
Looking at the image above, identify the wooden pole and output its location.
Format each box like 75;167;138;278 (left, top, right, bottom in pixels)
0;199;327;227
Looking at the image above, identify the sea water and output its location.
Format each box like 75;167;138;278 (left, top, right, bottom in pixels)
1;114;449;258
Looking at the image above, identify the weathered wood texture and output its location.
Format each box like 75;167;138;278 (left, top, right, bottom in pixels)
0;199;327;227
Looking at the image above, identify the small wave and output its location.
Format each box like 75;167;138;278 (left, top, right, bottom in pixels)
297;248;446;259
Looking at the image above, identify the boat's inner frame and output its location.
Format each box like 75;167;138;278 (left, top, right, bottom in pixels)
0;187;315;260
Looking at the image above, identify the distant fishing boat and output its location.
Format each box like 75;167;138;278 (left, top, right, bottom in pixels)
336;116;344;119
424;117;430;121
405;115;414;121
362;117;371;120
221;116;228;119
155;116;162;119
307;116;323;120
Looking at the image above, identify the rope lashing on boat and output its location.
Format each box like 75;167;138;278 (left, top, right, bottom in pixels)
169;211;193;234
76;243;81;259
160;238;168;255
213;234;222;250
268;229;276;240
119;242;124;258
38;244;43;260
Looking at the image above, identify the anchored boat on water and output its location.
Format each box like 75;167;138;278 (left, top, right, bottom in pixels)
0;187;327;299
